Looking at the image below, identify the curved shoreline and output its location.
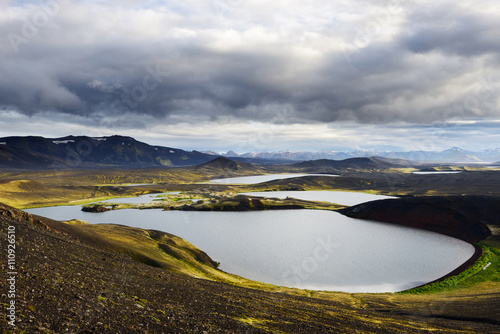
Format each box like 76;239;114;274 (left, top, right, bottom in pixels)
23;194;495;294
338;196;495;243
401;244;483;292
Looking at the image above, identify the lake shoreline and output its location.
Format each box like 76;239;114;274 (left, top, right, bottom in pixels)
400;244;483;292
22;189;498;294
338;196;495;244
27;204;476;294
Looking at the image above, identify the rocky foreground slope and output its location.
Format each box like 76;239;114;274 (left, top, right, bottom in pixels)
1;203;500;333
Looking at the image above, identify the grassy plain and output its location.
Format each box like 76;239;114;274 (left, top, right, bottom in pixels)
0;166;242;208
2;161;500;208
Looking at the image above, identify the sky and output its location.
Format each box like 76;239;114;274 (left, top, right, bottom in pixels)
1;0;499;153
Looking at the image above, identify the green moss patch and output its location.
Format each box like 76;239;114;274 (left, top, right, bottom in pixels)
400;246;499;294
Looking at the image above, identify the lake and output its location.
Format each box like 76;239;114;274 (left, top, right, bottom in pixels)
413;171;462;175
239;191;397;206
89;192;181;205
26;205;474;293
210;173;339;184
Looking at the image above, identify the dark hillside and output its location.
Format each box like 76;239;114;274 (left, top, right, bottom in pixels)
195;156;258;171
293;157;412;172
0;135;216;168
339;196;499;243
244;170;500;197
0;144;66;169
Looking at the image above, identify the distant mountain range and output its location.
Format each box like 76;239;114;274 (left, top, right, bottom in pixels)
1;135;499;170
205;147;500;163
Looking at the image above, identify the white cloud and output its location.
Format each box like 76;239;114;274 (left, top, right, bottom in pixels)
1;0;500;151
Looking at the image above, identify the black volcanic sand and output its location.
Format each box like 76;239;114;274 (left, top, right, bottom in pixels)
1;203;500;333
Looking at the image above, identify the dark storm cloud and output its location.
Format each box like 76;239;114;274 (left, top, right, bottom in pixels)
398;3;500;57
0;0;499;128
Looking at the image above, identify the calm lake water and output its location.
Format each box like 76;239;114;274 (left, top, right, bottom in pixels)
240;191;397;206
26;205;474;293
90;192;181;204
210;173;339;184
413;171;462;175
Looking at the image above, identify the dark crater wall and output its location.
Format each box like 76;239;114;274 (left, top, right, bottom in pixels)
339;196;499;243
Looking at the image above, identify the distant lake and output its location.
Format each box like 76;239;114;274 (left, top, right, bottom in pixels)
210;173;339;184
90;192;181;205
26;204;474;293
413;171;462;175
240;191;397;206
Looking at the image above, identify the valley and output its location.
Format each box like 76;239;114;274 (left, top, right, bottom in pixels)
1;136;499;333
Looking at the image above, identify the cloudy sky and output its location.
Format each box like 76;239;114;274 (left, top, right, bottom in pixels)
1;0;499;153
